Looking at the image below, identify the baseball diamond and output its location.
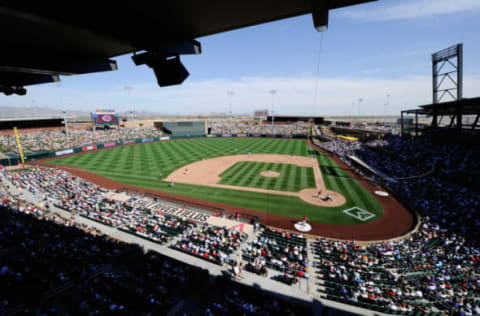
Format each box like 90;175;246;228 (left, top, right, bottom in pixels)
42;137;414;240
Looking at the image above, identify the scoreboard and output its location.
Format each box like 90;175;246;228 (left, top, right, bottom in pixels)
92;110;119;127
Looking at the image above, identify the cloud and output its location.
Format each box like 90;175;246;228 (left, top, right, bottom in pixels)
342;0;480;21
2;74;480;116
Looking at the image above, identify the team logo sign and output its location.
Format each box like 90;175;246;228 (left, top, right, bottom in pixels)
102;115;113;122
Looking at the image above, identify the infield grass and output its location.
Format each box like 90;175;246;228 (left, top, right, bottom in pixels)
47;138;383;225
219;161;315;192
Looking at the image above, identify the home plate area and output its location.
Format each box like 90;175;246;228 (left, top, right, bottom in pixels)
342;207;376;222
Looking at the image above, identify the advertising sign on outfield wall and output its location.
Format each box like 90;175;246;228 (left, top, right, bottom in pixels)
82;145;97;152
123;140;135;145
221;134;232;137
251;134;262;137
142;138;154;143
237;134;247;137
55;149;74;156
103;142;116;148
159;136;170;141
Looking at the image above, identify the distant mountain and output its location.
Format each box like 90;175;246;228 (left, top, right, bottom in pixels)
0;106;89;118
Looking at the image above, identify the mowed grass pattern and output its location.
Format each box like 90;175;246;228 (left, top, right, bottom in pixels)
48;138;383;225
219;161;315;192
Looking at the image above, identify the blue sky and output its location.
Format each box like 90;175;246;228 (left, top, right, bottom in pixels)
2;0;480;116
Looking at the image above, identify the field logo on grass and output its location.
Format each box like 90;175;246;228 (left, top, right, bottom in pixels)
343;207;375;222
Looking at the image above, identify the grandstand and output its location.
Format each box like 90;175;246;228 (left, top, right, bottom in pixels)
1;3;479;316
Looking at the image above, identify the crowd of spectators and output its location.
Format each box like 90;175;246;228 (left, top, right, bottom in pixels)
315;134;480;243
203;278;310;316
352;135;480;243
6;167;200;246
173;223;248;265
243;228;310;283
1;172;311;315
316;136;362;157
0;126;163;153
310;133;480;314
0;189;202;314
208;119;309;136
314;219;480;315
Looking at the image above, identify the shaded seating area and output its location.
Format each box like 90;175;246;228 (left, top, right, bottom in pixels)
171;223;247;265
243;227;309;280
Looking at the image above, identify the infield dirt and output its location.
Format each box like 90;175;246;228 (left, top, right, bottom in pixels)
165;154;346;207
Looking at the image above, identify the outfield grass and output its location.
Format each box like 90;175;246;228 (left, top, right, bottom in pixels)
219;161;315;192
47;138;383;225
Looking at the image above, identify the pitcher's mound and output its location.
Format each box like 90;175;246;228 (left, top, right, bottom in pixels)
298;188;346;207
260;171;280;178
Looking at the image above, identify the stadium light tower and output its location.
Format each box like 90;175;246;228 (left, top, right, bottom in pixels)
62;109;69;136
270;89;277;134
384;94;391;116
124;86;134;122
227;90;234;128
357;98;363;117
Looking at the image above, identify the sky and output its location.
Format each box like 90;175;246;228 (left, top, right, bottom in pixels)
2;0;480;116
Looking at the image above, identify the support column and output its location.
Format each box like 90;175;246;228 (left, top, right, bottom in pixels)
401;111;404;136
457;43;463;100
415;112;419;136
472;114;479;130
433;59;438;104
449;115;456;128
432;113;438;128
457;108;462;133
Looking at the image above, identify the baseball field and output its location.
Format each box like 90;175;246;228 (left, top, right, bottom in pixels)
46;138;384;226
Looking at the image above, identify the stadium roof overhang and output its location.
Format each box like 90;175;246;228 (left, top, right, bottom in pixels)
401;97;480;132
403;97;480;116
0;0;376;95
